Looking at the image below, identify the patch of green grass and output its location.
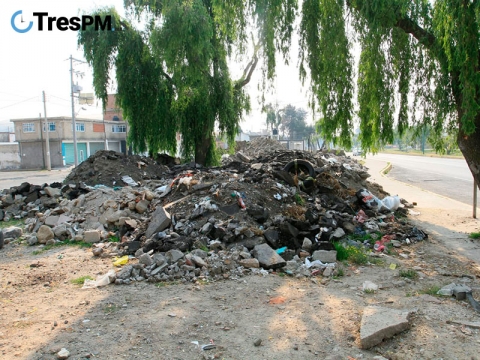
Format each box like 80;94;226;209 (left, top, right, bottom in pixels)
70;275;94;285
347;231;382;245
155;280;180;288
277;272;286;277
399;269;418;280
104;303;119;314
0;218;24;229
333;267;345;278
364;288;375;294
419;285;441;296
469;232;480;239
333;242;368;264
294;193;305;205
108;235;120;243
32;239;92;253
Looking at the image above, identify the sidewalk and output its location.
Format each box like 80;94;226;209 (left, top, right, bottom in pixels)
364;156;480;266
0;167;71;189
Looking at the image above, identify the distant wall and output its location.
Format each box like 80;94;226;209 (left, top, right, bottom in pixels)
0;143;21;169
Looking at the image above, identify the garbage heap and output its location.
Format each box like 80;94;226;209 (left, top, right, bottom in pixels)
0;141;426;285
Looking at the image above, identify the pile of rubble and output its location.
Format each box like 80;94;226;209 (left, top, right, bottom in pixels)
0;143;425;286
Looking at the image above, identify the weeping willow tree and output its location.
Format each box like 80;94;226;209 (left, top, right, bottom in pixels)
80;0;480;182
299;0;480;183
78;0;296;165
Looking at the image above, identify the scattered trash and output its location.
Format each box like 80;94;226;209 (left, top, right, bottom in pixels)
113;255;129;267
121;175;138;187
82;270;116;289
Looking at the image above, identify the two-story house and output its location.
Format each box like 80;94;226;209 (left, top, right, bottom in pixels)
10;117;127;169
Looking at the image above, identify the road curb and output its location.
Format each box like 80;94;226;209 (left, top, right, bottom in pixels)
380;162;392;176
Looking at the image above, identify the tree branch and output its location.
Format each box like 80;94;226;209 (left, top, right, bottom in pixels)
235;37;261;90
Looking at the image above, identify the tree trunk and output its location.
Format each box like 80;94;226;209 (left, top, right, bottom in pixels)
457;113;480;187
194;135;211;166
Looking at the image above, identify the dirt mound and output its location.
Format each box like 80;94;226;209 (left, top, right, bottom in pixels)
64;150;169;187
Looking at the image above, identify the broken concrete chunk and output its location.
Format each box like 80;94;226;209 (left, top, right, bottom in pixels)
236;151;251;163
312;250;337;263
44;215;60;227
360;306;412;349
2;226;23;239
191;255;207;268
146;206;171;239
238;258;260;268
83;230;101;243
165;249;184;264
252;243;286;270
135;200;150;214
44;186;62;198
138;253;153;266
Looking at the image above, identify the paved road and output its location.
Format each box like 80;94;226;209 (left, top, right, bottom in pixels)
366;153;474;205
0;168;71;190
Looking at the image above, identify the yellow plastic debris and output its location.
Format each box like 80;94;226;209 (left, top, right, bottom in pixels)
113;255;129;267
389;263;397;270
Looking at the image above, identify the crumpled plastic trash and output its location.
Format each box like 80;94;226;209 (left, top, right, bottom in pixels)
357;189;400;212
198;198;218;211
363;280;379;291
381;195;401;211
113;255;129;267
354;209;368;223
274;193;282;200
122;175;138;187
82;269;116;289
305;258;336;269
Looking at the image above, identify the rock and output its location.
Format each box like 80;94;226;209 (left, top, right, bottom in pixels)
84;230;101;243
135;200;150;214
138;253;153;266
201;222;213;234
302;237;312;251
452;284;472;300
152;253;167;266
437;282;457;296
254;338;262;346
238;258;260;268
116;265;133;280
146;206;171;239
191;255;207;268
312;250;337;263
3;226;23;239
252;243;286;270
44;187;62;198
363;281;379;291
247;205;270;223
37;225;54;244
165;249;184;264
263;229;280;248
27;235;38;246
360;306;412;349
190;249;208;258
92;247;103;256
341;222;356;234
53;224;69;239
45;215;60;227
330;227;345;240
323;267;333;277
236;151;251;162
57;348;70;359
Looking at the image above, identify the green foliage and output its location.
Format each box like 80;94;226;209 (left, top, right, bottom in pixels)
108;235;120;243
419;285;441;296
78;1;299;165
399;269;418;280
469;232;480;239
70;275;94;285
294;193;305;205
33;239;92;253
0;219;24;229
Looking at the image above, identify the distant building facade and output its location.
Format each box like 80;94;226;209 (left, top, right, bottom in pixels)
103;94;123;122
10;117;127;169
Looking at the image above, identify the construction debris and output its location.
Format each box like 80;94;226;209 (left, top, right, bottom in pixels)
1;140;424;286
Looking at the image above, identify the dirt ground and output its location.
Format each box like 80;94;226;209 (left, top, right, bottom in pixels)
1;214;480;360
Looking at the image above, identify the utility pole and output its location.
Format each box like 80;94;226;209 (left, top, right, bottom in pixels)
39;113;45;169
42;91;51;170
70;55;79;167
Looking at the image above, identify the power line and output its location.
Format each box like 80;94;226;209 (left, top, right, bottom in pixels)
0;97;39;110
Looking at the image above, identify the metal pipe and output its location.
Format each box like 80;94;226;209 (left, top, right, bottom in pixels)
70;55;78;167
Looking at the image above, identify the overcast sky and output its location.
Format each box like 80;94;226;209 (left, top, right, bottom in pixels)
0;1;310;133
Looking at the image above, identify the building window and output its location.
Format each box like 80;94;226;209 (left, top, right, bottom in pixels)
112;125;126;133
22;123;35;133
76;123;85;132
42;122;56;132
